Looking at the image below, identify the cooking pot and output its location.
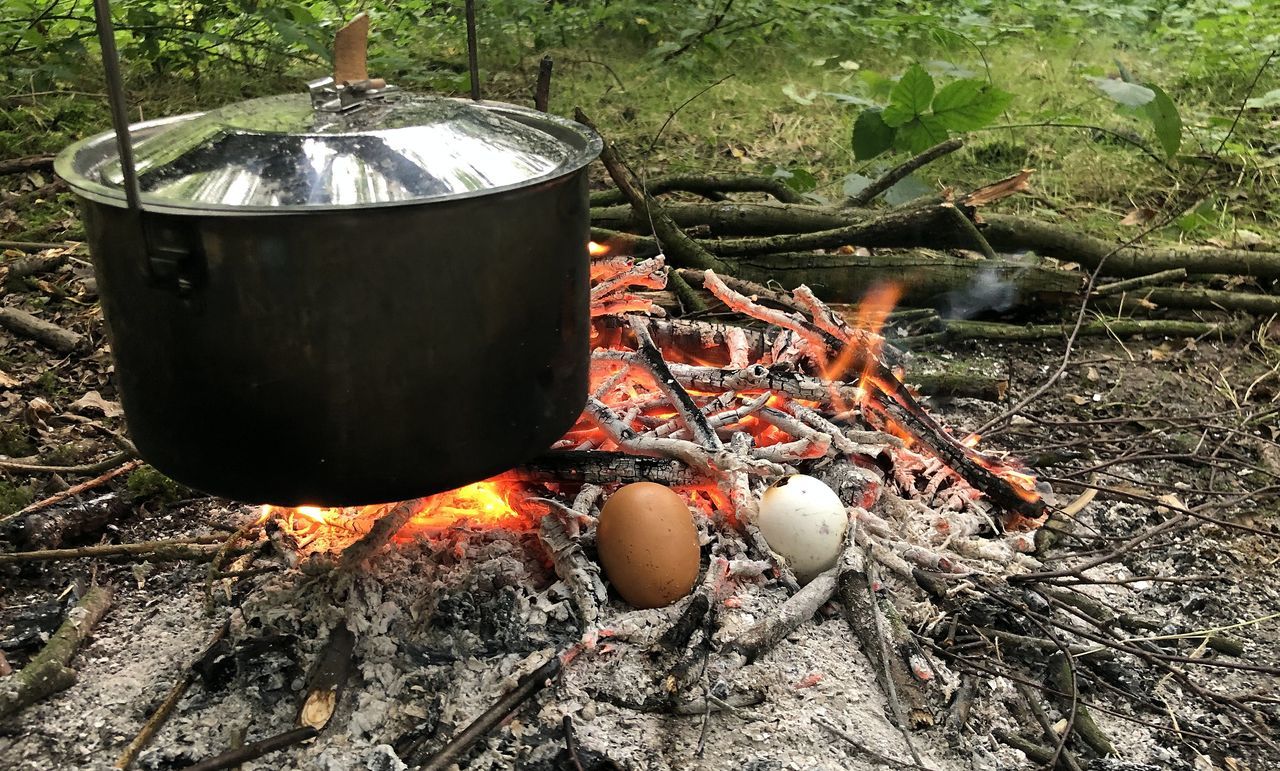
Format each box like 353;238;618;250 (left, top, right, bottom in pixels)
56;11;602;506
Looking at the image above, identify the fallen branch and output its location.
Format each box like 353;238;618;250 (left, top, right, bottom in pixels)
575;109;731;281
6;492;131;549
591;173;806;207
1;250;69;294
716;250;1083;306
0;452;137;478
844;139;963;208
1093;268;1188;296
0;584;114;719
982;213;1280;280
0;534;233;564
706;203;969;256
1126;286;1280;315
901;317;1250;347
0;306;84;353
0;457;141;530
0;154;54;176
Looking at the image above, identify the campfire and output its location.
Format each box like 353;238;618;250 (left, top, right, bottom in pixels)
271;243;1048;583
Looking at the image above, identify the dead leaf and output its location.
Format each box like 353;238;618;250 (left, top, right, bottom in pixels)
1225;757;1253;771
25;396;53;430
1085;366;1099;382
1119;207;1159;226
0;369;18;388
1067;394;1089;405
963;169;1035;207
71;390;124;418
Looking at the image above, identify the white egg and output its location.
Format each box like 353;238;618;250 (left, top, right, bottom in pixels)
756;474;848;583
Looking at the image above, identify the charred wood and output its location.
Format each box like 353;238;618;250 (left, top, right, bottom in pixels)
512;451;703;487
182;726;318;771
837;561;934;730
298;626;356;731
6;492;131;549
417;654;563;771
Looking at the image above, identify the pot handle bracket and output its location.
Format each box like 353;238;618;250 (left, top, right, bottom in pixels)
93;0;204;296
142;216;205;295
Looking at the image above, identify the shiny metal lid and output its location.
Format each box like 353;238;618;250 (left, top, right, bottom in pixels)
55;92;601;214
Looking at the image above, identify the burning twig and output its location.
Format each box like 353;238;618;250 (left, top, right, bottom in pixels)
0;583;113;719
338;498;421;568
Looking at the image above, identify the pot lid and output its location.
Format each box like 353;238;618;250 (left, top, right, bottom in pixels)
55;91;601;214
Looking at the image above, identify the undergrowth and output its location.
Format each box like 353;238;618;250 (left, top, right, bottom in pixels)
2;1;1278;242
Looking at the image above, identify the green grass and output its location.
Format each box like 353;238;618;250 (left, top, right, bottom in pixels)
3;6;1278;245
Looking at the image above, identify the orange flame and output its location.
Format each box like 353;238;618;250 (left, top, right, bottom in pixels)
823;283;902;411
588;240;610;257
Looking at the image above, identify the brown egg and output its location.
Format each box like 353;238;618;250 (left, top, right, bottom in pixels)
596;482;701;609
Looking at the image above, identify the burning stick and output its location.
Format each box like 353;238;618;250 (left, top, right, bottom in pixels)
338;498;421;568
512;451;703;487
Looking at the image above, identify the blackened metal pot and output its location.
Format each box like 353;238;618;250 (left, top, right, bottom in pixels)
56;89;602;506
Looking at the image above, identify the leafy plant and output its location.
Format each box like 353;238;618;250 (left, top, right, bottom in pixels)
852;64;1011;159
1088;76;1183;159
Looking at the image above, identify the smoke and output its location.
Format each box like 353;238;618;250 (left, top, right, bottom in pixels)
939;263;1028;320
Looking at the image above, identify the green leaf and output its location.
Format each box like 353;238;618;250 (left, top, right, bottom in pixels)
883;174;934;206
775;167;817;193
841;173;874;198
1245;89;1280;109
931;79;1013;131
882;64;934;127
894;114;950;154
781;83;816;106
1088;76;1156;107
853;109;896;160
1142;83;1181;159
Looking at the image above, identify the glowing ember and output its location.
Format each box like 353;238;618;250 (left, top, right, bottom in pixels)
269;259;1043;544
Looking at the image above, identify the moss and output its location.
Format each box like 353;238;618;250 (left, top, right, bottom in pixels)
0;480;35;517
125;465;192;503
0;424;36;458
